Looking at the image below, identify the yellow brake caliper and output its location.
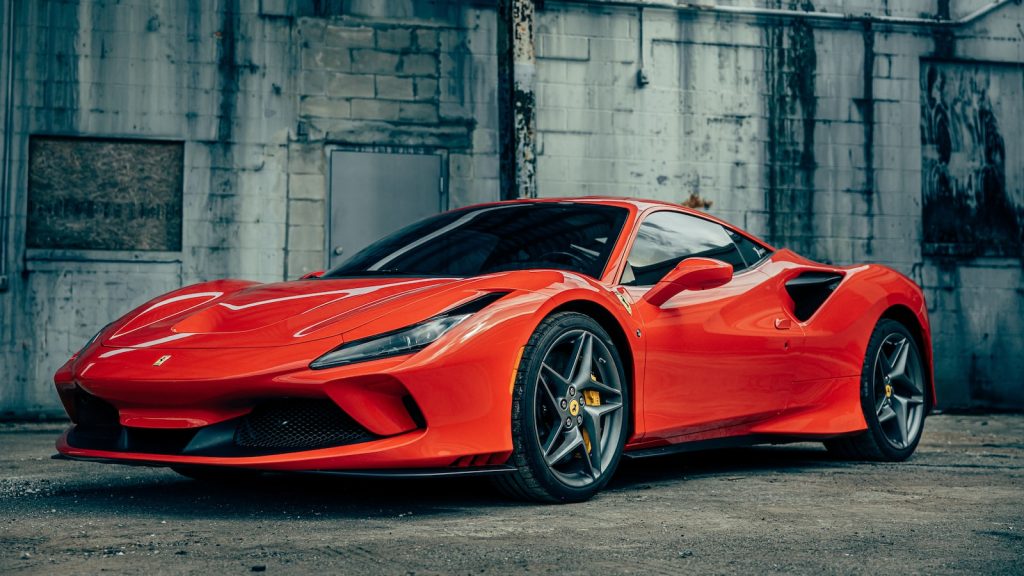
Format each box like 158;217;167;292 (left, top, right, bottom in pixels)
580;375;602;453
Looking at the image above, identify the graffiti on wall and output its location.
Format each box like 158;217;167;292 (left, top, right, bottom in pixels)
26;137;184;251
921;61;1023;258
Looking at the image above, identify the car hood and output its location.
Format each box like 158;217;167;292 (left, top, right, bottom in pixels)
100;276;470;349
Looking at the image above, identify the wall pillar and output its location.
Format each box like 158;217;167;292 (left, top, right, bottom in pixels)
498;0;537;199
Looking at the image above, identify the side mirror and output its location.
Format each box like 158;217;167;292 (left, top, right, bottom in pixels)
299;270;325;280
642;258;733;307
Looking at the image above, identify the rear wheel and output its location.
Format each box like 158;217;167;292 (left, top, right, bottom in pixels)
493;312;629;503
825;319;927;461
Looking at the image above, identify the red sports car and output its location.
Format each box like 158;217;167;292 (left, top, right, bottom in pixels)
55;198;933;502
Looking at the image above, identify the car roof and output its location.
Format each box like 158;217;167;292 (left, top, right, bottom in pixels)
469;196;699;215
468;196;775;250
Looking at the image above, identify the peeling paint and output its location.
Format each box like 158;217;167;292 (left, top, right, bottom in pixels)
499;0;537;199
681;192;713;210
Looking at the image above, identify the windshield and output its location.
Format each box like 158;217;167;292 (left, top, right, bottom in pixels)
324;203;629;279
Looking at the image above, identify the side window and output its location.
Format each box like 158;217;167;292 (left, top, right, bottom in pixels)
621;211;745;286
729;230;771;268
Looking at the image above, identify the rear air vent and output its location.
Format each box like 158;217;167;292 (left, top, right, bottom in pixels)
785;272;844;321
233;399;378;452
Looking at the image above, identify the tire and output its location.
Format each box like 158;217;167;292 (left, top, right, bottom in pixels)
493;312;630;503
825;319;928;461
171;466;262;483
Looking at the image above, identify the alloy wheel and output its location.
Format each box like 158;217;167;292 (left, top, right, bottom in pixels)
533;329;625;487
872;333;926;449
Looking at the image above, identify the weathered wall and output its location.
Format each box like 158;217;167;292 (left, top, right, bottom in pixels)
0;0;1021;415
0;0;499;416
533;0;1023;410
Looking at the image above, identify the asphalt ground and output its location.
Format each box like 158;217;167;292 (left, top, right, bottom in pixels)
1;413;1021;575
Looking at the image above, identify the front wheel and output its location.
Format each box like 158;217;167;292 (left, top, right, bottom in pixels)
493;312;629;503
825;319;928;461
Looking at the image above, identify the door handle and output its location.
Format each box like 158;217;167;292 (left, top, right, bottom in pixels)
774;317;792;330
333;246;345;256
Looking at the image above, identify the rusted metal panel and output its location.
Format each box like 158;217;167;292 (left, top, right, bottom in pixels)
26;137;184;252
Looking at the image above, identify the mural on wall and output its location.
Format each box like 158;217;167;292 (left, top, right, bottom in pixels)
26;137;184;252
921;61;1023;258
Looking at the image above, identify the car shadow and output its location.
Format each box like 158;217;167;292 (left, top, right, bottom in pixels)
610;442;848;489
45;443;849;519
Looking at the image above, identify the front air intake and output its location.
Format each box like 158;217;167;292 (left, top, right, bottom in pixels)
233;399;378;452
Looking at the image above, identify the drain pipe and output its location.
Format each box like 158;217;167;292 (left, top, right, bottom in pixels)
549;0;1019;28
0;0;16;292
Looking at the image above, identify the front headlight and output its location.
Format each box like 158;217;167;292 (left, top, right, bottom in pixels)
309;292;508;370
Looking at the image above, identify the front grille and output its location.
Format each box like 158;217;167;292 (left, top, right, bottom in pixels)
74;388;119;429
68;389;121;449
65;390;380;456
234;399;378;451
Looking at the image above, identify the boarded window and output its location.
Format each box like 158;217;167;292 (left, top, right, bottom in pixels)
26;137;184;251
920;61;1024;258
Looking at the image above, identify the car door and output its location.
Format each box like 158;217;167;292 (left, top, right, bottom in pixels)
620;210;802;441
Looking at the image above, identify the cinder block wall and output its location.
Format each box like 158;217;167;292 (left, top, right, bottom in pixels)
0;0;499;416
534;0;1023;410
0;0;1020;415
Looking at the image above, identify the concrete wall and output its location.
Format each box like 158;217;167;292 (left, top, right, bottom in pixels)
0;0;1021;415
533;0;1023;410
0;0;499;416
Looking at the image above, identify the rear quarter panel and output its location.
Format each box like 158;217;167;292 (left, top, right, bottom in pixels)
787;260;934;407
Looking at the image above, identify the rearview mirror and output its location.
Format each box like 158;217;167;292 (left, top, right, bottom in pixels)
299;270;325;280
642;258;733;307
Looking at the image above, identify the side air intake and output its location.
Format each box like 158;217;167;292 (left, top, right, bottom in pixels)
785;272;844;321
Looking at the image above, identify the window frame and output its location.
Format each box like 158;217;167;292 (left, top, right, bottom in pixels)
614;208;773;288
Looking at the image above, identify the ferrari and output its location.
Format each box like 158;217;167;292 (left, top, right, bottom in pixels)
54;198;934;502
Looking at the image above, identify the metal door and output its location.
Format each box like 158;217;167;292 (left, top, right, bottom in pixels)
328;149;444;268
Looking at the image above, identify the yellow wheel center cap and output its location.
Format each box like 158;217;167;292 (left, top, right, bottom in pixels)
885;384;893;398
568;400;580;417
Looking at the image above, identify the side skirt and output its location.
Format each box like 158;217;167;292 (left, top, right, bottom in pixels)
622;433;851;460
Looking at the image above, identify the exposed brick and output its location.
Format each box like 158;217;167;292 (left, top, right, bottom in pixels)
299;95;351;119
351;98;400;121
414;29;439;51
377;28;412;51
413;77;438;100
351;49;400;74
398;101;438;123
398;53;437;76
375;75;414;100
300;70;327;94
326;73;375;98
324;25;375;48
302;47;351;71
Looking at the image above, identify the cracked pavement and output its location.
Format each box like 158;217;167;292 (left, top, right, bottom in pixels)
1;414;1021;574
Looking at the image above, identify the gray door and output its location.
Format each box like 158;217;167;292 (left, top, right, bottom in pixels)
328;149;444;268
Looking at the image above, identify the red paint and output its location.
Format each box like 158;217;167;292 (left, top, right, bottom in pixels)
54;198;934;471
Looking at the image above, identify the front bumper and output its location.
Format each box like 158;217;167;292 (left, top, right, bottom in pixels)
54;328;525;471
